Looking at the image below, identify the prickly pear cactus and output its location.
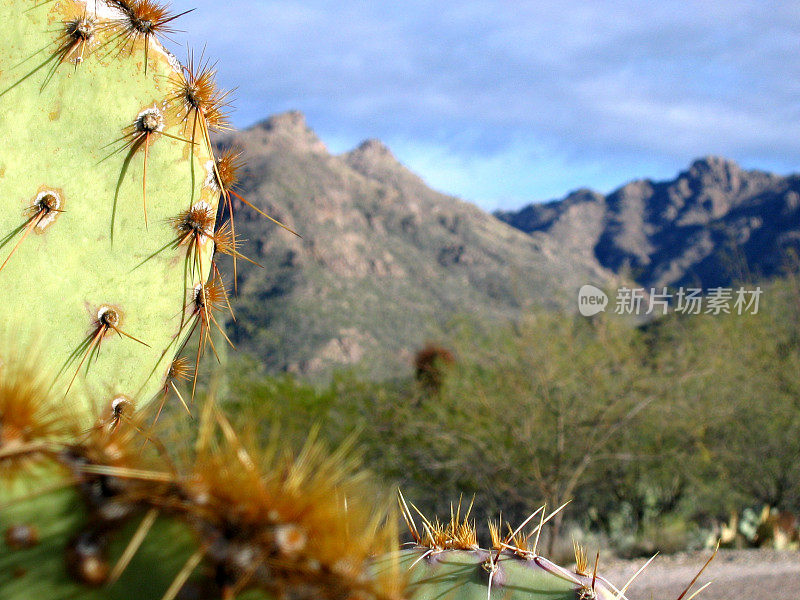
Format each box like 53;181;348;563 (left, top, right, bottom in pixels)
0;0;223;422
0;3;719;600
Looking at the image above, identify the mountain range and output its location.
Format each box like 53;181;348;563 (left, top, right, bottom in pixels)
215;112;800;377
497;156;800;289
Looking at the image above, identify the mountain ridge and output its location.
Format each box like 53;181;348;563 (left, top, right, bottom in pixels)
216;111;799;377
497;155;800;289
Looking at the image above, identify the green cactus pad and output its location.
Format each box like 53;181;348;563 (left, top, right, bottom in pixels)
0;0;220;423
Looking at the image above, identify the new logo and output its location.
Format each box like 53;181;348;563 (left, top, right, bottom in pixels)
578;285;608;316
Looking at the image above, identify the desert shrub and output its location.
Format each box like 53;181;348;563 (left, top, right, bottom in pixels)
214;276;800;554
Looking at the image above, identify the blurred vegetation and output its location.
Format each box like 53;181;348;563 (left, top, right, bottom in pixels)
184;274;800;558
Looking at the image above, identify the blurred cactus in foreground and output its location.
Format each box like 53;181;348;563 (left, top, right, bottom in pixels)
0;347;401;598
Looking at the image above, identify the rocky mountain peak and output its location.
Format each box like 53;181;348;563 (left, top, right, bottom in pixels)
261;110;308;131
213;110;800;376
683;155;743;191
252;110;327;153
352;138;395;160
342;137;420;186
688;155;741;174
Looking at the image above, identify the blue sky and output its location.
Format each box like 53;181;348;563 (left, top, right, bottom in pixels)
163;1;800;211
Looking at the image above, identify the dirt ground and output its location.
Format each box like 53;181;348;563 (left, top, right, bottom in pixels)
601;549;800;600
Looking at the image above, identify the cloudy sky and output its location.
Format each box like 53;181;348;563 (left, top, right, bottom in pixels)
163;0;800;211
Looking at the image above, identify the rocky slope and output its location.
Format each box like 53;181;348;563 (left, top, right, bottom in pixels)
214;111;614;377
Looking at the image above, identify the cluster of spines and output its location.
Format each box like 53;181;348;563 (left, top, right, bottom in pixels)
0;345;76;482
